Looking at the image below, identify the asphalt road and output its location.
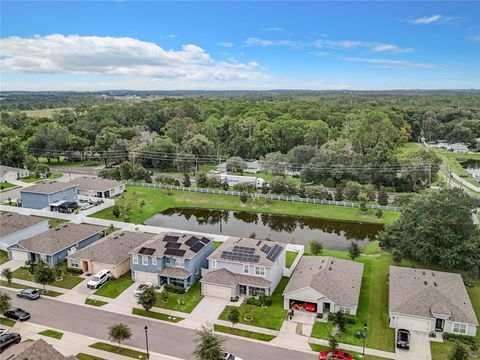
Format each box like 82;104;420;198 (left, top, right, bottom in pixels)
7;290;317;360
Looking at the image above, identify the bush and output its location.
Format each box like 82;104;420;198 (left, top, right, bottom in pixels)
66;267;83;275
233;182;255;193
244;295;272;307
443;333;477;350
164;284;185;294
230;296;239;302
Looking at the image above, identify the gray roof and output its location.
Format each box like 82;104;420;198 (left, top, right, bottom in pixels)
389;266;478;325
0;165;27;175
4;339;77;360
68;230;155;265
16;223;106;255
201;268;271;288
130;232;213;259
159;267;191;279
0;213;48;238
208;237;285;267
283;256;364;308
69;176;123;192
20;181;77;194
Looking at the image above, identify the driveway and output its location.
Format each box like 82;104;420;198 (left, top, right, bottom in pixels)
190;296;229;321
395;330;431;360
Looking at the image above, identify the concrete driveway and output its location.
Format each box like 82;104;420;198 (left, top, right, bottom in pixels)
395;330;431;360
190;296;229;321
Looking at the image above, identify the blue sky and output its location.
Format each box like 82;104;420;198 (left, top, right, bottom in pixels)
1;1;479;90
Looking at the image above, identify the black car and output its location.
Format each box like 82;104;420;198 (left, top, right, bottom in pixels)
17;288;40;300
0;333;21;353
396;329;410;350
4;308;30;321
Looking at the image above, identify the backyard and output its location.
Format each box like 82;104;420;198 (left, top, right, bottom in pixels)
285;251;298;268
154;282;203;313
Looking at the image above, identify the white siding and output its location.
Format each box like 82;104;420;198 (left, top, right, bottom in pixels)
133;271;158;284
10;249;29;262
202;284;232;298
392;315;432;333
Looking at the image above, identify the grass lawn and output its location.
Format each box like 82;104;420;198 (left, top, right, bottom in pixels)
94;271;134;298
362;240;383;255
89;342;148;359
393;142;424;156
309;344;390;360
213;324;275;341
286;251;298;268
39;329;64;340
91;186;400;225
0;182;16;191
154;282;203;313
0;279;63;297
21;172;62;183
437;150;480;187
132;308;183;323
0;250;8;265
12;267;84;289
37;155;100;167
213;241;222;249
0;317;16;327
219;277;289;331
85;298;108;307
76;353;105;360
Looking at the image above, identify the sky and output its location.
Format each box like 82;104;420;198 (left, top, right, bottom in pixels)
0;1;479;91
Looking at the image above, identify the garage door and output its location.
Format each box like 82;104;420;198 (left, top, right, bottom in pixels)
134;271;158;284
203;284;232;299
395;316;431;332
10;250;29;262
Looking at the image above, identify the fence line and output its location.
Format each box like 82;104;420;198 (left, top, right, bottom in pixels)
124;181;402;212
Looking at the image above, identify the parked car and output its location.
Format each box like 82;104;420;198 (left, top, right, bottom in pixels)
221;353;243;360
134;282;153;297
396;329;410;350
3;308;30;321
0;333;21;353
305;303;316;312
16;288;40;300
319;350;353;360
0;328;7;336
87;269;112;289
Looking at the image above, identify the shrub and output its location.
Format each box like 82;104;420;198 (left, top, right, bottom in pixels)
443;333;478;350
230;296;239;302
164;284;185;294
66;267;83;275
244;295;272;307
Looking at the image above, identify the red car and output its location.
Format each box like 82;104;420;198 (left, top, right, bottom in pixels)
293;303;305;310
305;303;316;312
319;350;353;360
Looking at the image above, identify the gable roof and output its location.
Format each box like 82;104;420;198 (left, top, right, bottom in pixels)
69;230;155;265
201;268;271;288
0;213;48;238
5;339;77;360
69;176;123;192
20;181;77;194
283;256;364;308
389;266;478;325
16;223;106;255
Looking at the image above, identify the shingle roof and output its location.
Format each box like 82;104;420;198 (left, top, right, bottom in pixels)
389;266;478;325
69;176;123;192
159;267;191;279
16;223;106;255
283;256;364;308
201;268;271;288
5;339;77;360
68;230;155;265
20;181;77;194
0;213;48;238
208;237;285;267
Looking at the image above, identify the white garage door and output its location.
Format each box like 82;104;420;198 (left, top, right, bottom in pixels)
10;250;29;262
395;316;431;332
134;271;158;284
203;284;232;299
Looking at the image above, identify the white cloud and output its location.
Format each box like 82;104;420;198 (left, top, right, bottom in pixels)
0;34;266;81
370;43;415;54
217;42;234;48
245;37;299;47
344;57;438;69
262;27;285;32
409;15;455;25
159;34;178;39
468;35;480;42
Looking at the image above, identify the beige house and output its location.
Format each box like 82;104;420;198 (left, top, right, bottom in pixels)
67;230;155;277
69;176;124;198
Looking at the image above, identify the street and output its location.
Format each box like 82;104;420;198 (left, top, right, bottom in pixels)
6;289;317;360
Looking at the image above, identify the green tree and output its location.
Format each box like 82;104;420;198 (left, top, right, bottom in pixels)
108;322;133;353
375;209;383;219
377;187;388;206
34;261;56;293
359;193;368;215
138;286;157;311
0;127;26;168
348;241;361;261
159;289;169;303
112;205;120;218
309;240;323;256
25;260;36;275
329;324;341;352
0;292;12;315
182;173;191;187
1;268;12;284
240;192;248;204
334;186;344;201
227;307;240;329
226;156;247;174
344;181;362;201
392;249;403;265
448;342;469;360
193;325;225;360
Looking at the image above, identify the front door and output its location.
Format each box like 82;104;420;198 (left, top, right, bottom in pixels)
435;318;444;332
239;285;247;295
323;303;331;312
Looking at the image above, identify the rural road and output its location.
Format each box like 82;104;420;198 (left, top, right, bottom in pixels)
7;289;317;360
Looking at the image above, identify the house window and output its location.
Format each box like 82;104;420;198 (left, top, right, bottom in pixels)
453;323;467;334
68;258;79;268
176;259;184;268
243;264;249;274
142;256;148;266
132;255;138;264
212;260;217;268
338;307;351;314
152;257;157;265
255;266;265;276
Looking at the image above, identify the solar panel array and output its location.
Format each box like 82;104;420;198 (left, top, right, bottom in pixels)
185;236;199;247
165;242;181;249
190;242;205;253
164;248;186;257
266;244;282;261
221;245;260;263
163;235;179;242
199;237;210;244
138;247;155;255
260;244;272;254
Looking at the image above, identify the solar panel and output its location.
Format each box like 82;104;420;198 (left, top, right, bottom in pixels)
163;235;179;242
165;242;181;249
260;244;272;254
220;251;260;263
190;242;205;253
164;248;186;257
139;247;155;255
266;244;282;261
185;236;199;247
199;237;210;244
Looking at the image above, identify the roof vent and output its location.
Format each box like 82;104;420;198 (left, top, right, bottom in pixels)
55;228;60;231
331;260;334;264
328;267;332;271
63;224;68;228
113;236;118;239
422;271;426;275
321;259;325;263
6;213;12;217
424;281;428;286
432;272;435;277
119;233;125;236
434;282;437;287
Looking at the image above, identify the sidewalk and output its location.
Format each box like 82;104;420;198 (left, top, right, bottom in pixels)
309;337;396;359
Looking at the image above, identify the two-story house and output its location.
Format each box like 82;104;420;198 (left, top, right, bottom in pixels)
200;237;285;299
129;233;214;290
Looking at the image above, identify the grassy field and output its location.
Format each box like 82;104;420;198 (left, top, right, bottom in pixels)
213;324;275;341
39;329;64;339
132;308;183;322
22;172;63;183
85;298;108;307
89;342;147;359
76;353;105;360
12;267;84;289
437;150;480;186
0;182;16;191
219;277;288;330
37;156;101;167
154;282;203;313
94;271;134;298
0;250;8;265
285;251;298;268
91;185;400;224
309;343;390;360
0;317;16;327
393;142;424;156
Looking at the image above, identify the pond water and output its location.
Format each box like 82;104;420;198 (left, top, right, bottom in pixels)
143;208;383;250
461;159;480;181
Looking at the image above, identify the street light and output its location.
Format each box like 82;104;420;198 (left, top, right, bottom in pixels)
362;322;368;356
144;326;150;359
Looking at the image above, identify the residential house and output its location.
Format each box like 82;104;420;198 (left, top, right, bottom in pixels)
201;237;285;299
130;233;214;290
0;213;49;251
20;181;78;210
282;256;364;315
0;165;30;183
389;266;478;336
2;338;78;360
69;176;125;198
8;223;106;265
67;230;155;277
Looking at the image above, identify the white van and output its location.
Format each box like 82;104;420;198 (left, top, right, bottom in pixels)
87;269;112;289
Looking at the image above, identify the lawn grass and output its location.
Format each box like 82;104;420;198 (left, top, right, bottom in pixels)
89;342;148;359
39;329;64;339
154;282;203;313
437;150;480;186
0;317;16;327
309;343;390;360
286;251;298;268
0;279;63;296
0;250;8;265
0;182;16;191
85;298;108;307
94;271;134;298
11;266;84;289
132;307;183;323
21;172;63;183
362;240;383;255
76;353;105;360
213;324;275;341
91;186;400;225
219;277;289;331
212;241;222;249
